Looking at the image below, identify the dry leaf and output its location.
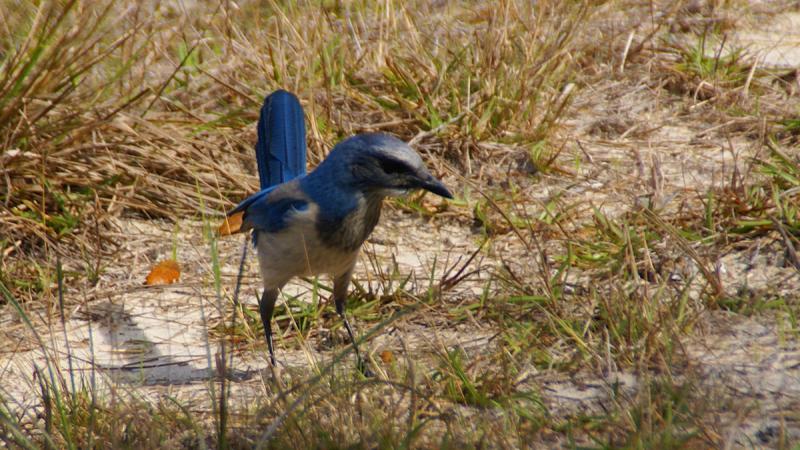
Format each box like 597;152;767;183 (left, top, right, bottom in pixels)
379;350;394;364
218;211;243;236
145;259;180;285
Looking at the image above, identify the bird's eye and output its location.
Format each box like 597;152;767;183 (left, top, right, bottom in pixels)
379;158;409;175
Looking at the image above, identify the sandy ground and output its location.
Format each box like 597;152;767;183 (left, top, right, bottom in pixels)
2;168;798;448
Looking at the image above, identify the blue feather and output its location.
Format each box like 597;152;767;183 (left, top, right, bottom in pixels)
228;185;279;217
300;169;358;228
245;197;309;233
256;90;307;189
228;184;309;239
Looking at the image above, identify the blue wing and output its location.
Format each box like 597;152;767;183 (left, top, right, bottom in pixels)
228;185;309;234
228;185;279;217
256;90;307;189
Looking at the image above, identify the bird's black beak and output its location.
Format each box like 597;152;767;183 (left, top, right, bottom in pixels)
418;174;453;199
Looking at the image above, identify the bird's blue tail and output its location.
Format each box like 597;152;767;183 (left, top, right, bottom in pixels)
256;90;307;189
219;90;306;236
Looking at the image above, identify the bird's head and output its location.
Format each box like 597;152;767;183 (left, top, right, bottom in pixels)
323;133;453;199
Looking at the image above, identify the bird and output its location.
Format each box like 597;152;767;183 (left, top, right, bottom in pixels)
222;93;453;373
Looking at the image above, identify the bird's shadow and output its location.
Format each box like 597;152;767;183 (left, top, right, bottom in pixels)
73;295;258;386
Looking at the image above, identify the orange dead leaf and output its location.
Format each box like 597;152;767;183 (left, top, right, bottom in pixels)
218;211;243;236
379;350;394;364
145;259;180;285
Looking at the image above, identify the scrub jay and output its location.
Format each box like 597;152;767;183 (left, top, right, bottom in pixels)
224;91;453;372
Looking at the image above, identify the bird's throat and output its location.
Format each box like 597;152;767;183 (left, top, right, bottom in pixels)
318;194;384;252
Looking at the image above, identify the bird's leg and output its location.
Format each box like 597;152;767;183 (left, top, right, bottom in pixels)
333;270;372;376
259;288;279;366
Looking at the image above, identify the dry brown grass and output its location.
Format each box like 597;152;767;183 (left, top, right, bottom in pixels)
1;0;594;299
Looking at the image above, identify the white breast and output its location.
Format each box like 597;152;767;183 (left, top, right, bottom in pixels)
254;203;359;290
